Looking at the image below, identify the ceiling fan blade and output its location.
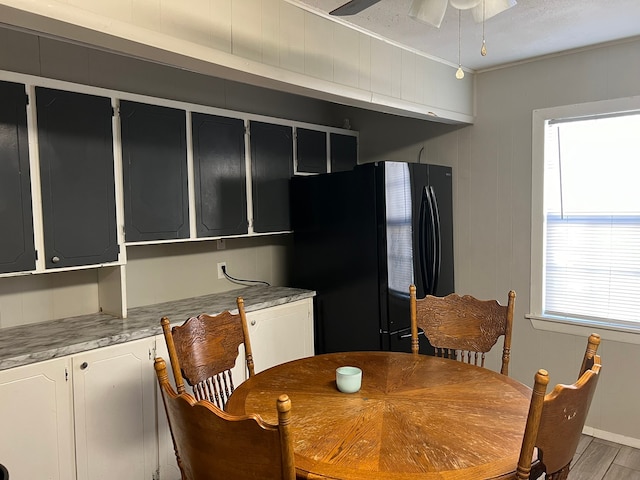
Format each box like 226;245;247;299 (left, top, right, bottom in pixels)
471;0;517;22
330;0;382;16
408;0;448;28
449;0;481;9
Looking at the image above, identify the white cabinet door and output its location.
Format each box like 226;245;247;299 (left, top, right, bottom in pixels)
247;298;314;373
0;357;75;480
72;338;157;480
154;335;182;480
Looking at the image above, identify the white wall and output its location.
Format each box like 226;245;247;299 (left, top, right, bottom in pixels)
424;39;640;446
125;237;292;308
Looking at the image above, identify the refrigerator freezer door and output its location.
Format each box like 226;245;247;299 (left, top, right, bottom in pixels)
409;163;454;298
427;164;455;297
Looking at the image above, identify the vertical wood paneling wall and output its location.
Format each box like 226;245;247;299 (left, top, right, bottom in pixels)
418;38;640;447
0;0;474;123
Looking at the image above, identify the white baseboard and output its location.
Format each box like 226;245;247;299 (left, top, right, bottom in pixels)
583;426;640;449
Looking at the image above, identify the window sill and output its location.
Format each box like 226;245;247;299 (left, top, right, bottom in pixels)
526;314;640;345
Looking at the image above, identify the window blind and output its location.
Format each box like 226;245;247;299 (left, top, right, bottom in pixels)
543;112;640;325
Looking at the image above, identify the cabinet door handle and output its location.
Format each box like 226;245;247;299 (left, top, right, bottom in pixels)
80;362;89;370
251;320;256;326
51;256;60;263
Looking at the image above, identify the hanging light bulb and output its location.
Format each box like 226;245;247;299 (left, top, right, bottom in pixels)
480;0;487;56
455;9;465;79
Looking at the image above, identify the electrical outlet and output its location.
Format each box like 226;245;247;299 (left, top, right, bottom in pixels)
217;262;227;279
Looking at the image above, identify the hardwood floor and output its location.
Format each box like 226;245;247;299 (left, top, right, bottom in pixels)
564;435;640;479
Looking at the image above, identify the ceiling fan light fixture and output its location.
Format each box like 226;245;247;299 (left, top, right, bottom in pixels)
408;0;448;28
449;0;481;10
471;0;516;22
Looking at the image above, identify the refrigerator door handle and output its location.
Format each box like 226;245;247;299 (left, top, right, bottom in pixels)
424;186;438;295
418;187;429;295
398;329;425;339
315;298;326;354
429;185;442;295
386;326;425;338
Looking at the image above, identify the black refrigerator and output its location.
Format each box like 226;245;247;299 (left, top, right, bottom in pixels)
290;161;454;354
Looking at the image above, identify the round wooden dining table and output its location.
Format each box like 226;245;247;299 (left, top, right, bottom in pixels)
225;351;532;480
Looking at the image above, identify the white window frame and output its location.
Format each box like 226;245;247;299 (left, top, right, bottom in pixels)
528;96;640;345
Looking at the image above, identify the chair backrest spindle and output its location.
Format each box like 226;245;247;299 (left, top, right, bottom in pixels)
579;333;601;379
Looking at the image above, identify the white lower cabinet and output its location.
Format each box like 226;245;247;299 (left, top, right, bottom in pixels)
72;338;158;480
0;298;314;480
247;298;315;373
0;337;157;480
0;357;75;480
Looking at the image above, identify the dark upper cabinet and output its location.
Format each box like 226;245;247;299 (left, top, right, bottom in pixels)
192;113;247;237
120;101;188;242
330;133;358;173
296;128;327;174
0;81;36;274
250;121;293;233
36;87;118;269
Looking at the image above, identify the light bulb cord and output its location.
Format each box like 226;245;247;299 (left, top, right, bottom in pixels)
455;9;465;79
481;0;487;56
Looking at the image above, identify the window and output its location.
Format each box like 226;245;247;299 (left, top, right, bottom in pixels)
530;97;640;337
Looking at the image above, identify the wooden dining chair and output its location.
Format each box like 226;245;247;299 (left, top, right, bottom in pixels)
154;357;296;480
579;333;601;378
409;285;516;375
516;355;602;480
161;296;255;410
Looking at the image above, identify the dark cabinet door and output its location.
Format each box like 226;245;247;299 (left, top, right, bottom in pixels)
36;87;118;269
330;133;358;173
0;81;36;274
121;101;188;242
192;113;247;237
250;121;293;233
296;128;327;174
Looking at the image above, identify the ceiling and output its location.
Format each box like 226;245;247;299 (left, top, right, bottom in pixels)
287;0;640;71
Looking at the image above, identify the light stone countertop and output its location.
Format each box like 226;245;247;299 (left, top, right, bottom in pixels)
0;285;315;371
